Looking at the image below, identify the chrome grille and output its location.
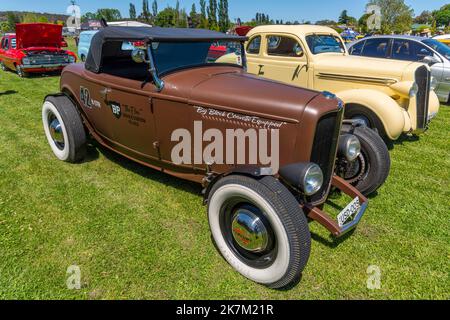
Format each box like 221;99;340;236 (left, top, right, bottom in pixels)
415;66;430;130
28;54;69;65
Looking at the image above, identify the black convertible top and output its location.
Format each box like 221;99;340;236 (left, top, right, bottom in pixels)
85;26;247;73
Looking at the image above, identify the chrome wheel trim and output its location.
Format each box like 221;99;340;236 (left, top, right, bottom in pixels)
231;208;269;253
47;113;65;150
42;101;70;161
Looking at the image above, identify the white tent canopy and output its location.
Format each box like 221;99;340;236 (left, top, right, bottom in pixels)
107;21;152;27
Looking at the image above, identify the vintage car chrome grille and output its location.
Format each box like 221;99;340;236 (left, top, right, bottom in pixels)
308;109;343;204
27;54;69;65
415;65;430;130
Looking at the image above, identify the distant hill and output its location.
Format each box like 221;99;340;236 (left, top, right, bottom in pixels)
0;11;69;24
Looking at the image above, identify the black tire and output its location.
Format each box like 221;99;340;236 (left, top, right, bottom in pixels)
0;61;7;71
344;104;389;142
339;125;391;196
207;175;311;289
80;55;86;62
16;65;28;78
42;95;86;163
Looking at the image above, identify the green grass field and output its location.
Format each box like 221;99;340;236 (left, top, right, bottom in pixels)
0;39;449;299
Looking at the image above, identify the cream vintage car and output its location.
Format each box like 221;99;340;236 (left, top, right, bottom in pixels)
220;25;440;142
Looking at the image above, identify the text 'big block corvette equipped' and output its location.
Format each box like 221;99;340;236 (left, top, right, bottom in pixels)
43;26;371;289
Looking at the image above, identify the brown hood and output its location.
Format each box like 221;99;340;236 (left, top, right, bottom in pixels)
163;66;320;122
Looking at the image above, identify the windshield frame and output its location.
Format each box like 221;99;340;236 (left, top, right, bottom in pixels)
146;40;247;91
149;40;247;78
422;39;450;60
305;33;346;55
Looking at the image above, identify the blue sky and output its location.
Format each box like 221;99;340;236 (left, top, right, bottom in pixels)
0;0;447;22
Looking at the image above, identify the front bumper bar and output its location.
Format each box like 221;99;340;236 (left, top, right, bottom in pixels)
303;175;368;237
22;63;70;70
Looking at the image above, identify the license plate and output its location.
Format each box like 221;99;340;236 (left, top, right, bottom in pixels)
337;197;360;227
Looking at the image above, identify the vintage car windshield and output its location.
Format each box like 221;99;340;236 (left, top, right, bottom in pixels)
306;34;345;54
422;39;450;60
151;41;243;75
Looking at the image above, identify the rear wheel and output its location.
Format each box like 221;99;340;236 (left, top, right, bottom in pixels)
338;125;391;196
42;95;86;163
208;175;311;289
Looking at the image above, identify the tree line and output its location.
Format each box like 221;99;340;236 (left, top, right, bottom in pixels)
81;0;230;32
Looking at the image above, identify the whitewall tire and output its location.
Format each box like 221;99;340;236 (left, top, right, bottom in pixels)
208;175;311;289
42;95;86;163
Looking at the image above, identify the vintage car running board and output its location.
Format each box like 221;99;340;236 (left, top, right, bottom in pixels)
303;175;368;237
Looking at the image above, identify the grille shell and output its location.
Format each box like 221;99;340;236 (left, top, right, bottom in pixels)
415;65;430;130
308;109;343;204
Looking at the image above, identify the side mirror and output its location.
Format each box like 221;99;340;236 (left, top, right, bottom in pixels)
421;55;440;66
131;48;147;64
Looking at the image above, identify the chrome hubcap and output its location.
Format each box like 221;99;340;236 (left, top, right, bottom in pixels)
48;114;64;150
231;209;269;253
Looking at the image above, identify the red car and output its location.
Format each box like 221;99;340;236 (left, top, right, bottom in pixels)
0;23;77;77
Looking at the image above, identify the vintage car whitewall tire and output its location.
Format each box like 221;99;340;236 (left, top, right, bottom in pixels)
208;175;311;289
340;125;390;196
42;96;86;163
0;61;7;71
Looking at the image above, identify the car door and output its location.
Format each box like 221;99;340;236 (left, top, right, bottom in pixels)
360;37;391;59
1;37;13;69
258;34;309;88
0;37;5;63
245;35;266;77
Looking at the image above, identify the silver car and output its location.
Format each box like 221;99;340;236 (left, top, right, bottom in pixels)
348;35;450;104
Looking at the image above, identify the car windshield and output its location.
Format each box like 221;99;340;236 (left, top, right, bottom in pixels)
422;39;450;60
306;34;345;54
151;41;243;75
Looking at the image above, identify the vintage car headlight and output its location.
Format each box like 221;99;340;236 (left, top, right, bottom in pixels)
22;57;30;65
301;164;324;196
69;56;76;63
409;82;419;98
338;134;361;162
430;76;438;91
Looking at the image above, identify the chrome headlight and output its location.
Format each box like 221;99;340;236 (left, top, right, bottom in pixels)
69;56;76;63
409;82;419;98
338;134;361;162
301;164;324;196
430;76;437;91
22;57;30;65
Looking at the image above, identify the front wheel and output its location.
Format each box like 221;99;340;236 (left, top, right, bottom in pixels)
0;61;7;71
42;95;87;163
208;175;311;289
16;65;28;78
338;125;391;196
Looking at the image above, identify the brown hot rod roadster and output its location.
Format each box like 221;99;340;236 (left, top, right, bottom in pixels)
42;26;386;288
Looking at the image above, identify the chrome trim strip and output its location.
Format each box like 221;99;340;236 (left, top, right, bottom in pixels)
22;63;69;69
317;73;398;85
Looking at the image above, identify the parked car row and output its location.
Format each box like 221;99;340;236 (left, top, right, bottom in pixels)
0;23;441;289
